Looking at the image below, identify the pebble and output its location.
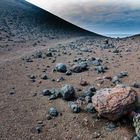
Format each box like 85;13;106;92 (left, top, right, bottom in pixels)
68;101;81;113
49;107;59;117
86;103;96;113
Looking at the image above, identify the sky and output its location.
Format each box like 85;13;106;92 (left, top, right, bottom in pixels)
26;0;140;37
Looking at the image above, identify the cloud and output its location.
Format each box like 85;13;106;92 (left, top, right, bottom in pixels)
26;0;140;36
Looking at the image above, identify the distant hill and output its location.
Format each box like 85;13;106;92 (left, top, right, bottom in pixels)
0;0;102;48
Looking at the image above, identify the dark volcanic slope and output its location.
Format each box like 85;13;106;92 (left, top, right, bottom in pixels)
0;0;101;49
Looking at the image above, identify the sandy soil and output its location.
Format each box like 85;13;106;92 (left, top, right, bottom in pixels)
0;0;140;140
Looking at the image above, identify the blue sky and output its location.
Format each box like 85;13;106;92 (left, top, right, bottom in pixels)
26;0;140;37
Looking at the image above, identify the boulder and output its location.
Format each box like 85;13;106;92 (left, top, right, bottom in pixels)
92;86;137;120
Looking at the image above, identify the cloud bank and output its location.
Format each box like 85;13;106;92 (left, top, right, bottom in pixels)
26;0;140;37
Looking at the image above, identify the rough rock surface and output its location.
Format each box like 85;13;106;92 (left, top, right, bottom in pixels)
92;86;137;120
133;114;140;138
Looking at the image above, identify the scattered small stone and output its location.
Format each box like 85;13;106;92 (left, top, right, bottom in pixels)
85;96;92;103
56;77;65;82
93;132;101;138
105;122;119;131
46;52;53;57
55;63;67;73
132;82;140;88
80;80;88;86
68;101;81;113
9;91;15;95
29;74;36;80
41;74;48;80
95;66;108;73
32;93;37;97
83;86;96;97
133;114;140;138
65;70;72;76
92;58;102;66
71;62;88;73
42;89;51;96
133;136;140;140
37;121;43;125
60;85;75;100
25;57;33;62
112;76;121;84
86;103;96;113
46;115;52;120
49;107;59;117
117;71;128;78
36;126;42;134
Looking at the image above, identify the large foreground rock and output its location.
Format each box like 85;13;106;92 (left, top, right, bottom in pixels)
92;86;137;121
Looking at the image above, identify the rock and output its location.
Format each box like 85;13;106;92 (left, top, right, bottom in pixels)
71;62;88;73
65;70;72;76
92;86;137;120
46;52;53;57
105;122;119;131
41;74;48;80
83;86;96;97
42;89;51;96
68;101;81;113
56;63;67;73
29;74;36;80
92;58;102;66
86;103;96;113
36;126;42;134
25;57;33;62
113;49;120;54
71;65;82;73
117;71;128;78
112;76;121;84
133;114;140;138
80;48;92;52
60;85;75;100
85;96;92;103
133;136;140;140
95;66;108;73
9;91;15;95
80;80;88;86
56;77;65;82
49;107;59;117
34;51;43;58
132;82;140;88
49;89;61;100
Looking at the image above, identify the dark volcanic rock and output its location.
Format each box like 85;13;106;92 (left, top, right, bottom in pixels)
86;103;96;113
95;66;108;73
71;62;88;73
117;71;128;78
49;107;59;117
132;82;140;88
55;63;67;73
68;101;81;113
60;85;75;100
133;114;140;138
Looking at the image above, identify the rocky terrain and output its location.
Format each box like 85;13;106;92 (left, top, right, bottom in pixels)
1;0;140;140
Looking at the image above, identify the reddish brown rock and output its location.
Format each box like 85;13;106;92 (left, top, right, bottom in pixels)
92;86;137;121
